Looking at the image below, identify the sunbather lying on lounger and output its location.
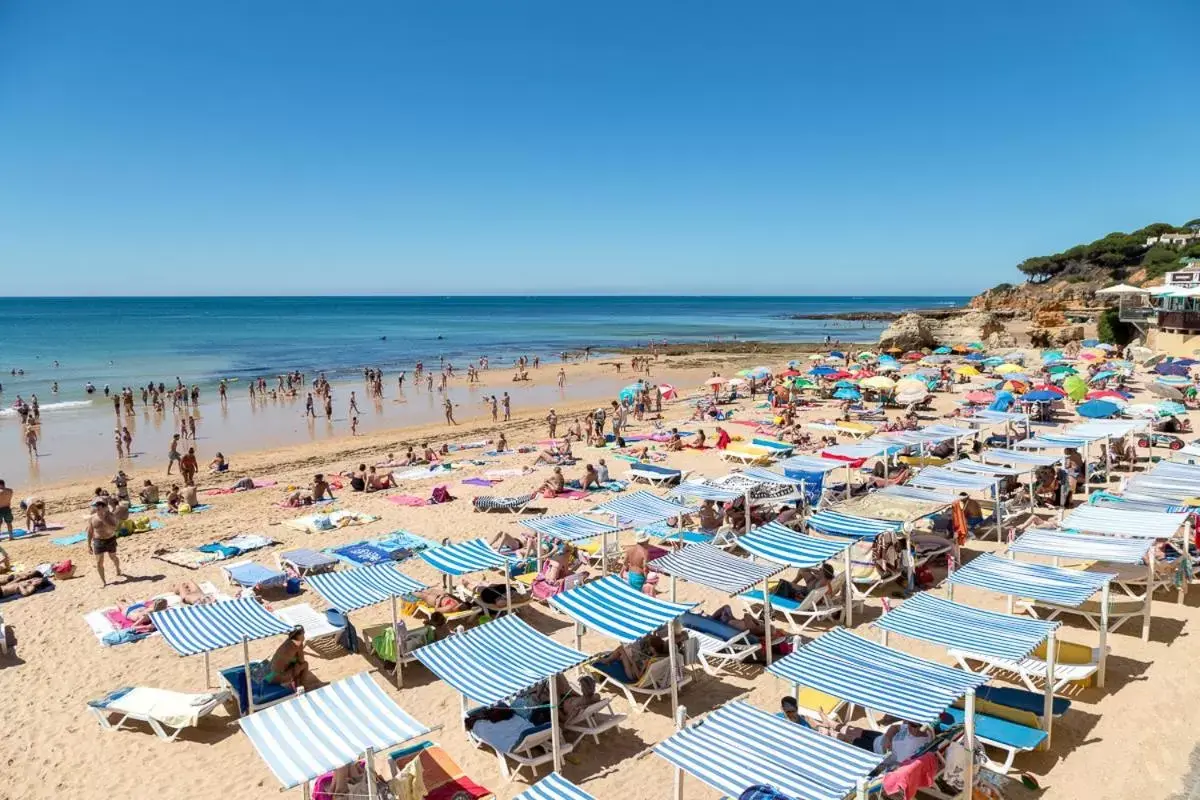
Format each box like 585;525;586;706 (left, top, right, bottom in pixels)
489;530;534;557
0;569;49;598
562;675;600;722
698;499;722;532
267;627;310;688
414;587;474;614
596;628;684;682
709;604;767;637
772;564;834;602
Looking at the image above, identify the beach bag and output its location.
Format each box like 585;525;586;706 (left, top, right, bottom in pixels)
178;503;192;514
51;560;76;579
312;514;334;531
430;485;454;504
739;786;799;800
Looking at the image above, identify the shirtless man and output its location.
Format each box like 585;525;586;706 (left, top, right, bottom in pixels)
0;480;13;539
580;463;600;490
546;409;558;439
624;532;651;593
538;466;566;496
0;568;49;599
139;479;161;505
166;434;181;475
444;397;456;425
87;498;123;586
310;474;334;502
595;458;610;484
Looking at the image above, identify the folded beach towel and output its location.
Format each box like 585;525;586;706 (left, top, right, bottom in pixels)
387;494;429;506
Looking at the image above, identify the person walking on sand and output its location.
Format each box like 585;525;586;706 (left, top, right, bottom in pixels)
349;391;360;415
166;433;181;475
490;395;499;423
180;447;198;486
0;480;13;539
444;396;457;425
87;498;123;586
324;395;333;419
502;392;511;422
114;428;124;458
557;368;566;388
122;426;133;454
305;392;316;418
547;409;558;439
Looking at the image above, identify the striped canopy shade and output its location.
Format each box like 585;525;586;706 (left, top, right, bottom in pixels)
152;597;292;656
921;424;980;441
873;592;1057;661
948;553;1114;607
910;466;1000;492
981;448;1062;467
964;410;1028;424
1067;421;1147;439
306;564;427;612
514;774;596;800
877;485;957;505
237;671;427;791
779;455;848;475
823;443;895;460
1013;435;1091;450
1123;475;1200;502
591;491;696;527
413;615;588;705
651;542;783;596
653;700;883;800
805;510;903;541
768;628;987;725
1149;461;1200;481
519;514;620;543
1010;528;1152;565
945;459;1029;477
670;480;747;502
739;522;851;568
736;465;807;486
419;537;519;576
550;575;696;643
1092;492;1189;514
240;672;429;789
1062;506;1189;540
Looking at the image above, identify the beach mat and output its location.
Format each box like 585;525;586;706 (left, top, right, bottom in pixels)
386;494;429;507
52;532;89;546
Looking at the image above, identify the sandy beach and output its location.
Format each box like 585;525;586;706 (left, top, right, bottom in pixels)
2;346;1198;800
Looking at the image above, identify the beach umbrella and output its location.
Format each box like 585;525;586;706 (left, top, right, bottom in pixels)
914;368;941;378
808;354;824;361
1175;358;1199;367
1108;360;1134;370
967;342;984;350
1096;343;1116;352
1088;370;1116;384
876;362;900;372
922;355;952;364
829;351;846;359
886;347;903;354
780;368;800;378
834;379;858;389
965;390;995;404
1123;403;1162;419
902;351;923;361
1023;389;1062;404
954;365;980;377
751;366;772;377
1063;375;1088;402
1031;384;1066;396
1078;350;1104;362
1085;390;1127;403
790;378;815;389
933;346;951;355
1077;400;1120;419
1155;362;1190;377
658;383;678;401
951;344;968;354
861;376;896;390
1082;338;1099;347
736;369;754;378
619;383;642;402
824;370;851;381
809;366;837;376
989;390;1016;411
833;387;861;400
1157;375;1192;386
704;377;725;387
787;360;800;369
1004;352;1026;362
994;363;1022;375
727;377;748;387
1158;401;1188;416
965;352;986;362
1041;350;1065;362
857;351;877;360
1150;382;1184;400
982;357;1005;367
896;378;928;395
1047;364;1077;375
1002;379;1029;393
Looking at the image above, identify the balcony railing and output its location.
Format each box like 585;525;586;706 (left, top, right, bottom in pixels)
1156;310;1200;330
1118;306;1157;324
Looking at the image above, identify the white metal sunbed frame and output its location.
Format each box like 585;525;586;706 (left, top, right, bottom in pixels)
273;603;345;651
563;696;627;744
89;687;232;742
468;722;575;783
949;648;1102;694
590;655;693;713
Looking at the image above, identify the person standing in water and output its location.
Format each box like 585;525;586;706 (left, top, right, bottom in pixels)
444;396;457;425
502;392;511;422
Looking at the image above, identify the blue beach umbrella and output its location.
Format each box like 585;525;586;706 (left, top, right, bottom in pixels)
965;352;986;362
833;387;861;400
1088;370;1116;384
933;346;951;355
1156;363;1190;377
1158;401;1188;416
834;379;857;389
1023;389;1062;404
1042;350;1064;362
988;391;1016;412
618;383;644;403
829;350;846;359
1157;375;1192;386
809;366;837;376
1081;339;1100;347
982;357;1005;366
1077;399;1120;419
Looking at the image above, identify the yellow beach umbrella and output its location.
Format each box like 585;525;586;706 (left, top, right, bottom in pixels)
860;376;896;390
994;363;1022;375
954;365;980;376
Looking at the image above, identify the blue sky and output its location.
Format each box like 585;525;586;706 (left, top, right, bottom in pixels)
0;1;1195;296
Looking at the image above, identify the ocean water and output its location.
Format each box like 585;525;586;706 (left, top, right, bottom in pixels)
0;295;964;484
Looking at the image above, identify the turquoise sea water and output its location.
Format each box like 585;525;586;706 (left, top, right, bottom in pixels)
0;295;965;484
2;296;964;401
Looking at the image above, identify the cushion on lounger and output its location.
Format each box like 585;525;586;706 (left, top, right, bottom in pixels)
939;707;1047;752
219;662;295;714
470;716;548;755
680;611;746;642
976;685;1071;717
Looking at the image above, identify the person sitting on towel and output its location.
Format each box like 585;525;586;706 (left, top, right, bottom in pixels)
366;466;395;491
664;428;684;451
267;626;311;688
182;485;200;508
579;463;600;490
164;484;183;512
690;429;707;449
208;452;229;473
495;432;508;452
138;479;160;505
537;466;566;497
596;458;611;484
772;563;834;602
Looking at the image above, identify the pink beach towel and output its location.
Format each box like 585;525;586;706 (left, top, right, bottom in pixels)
386;494;429;507
553;490;590;500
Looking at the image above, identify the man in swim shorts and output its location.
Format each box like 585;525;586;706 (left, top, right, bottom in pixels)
624;532;651;593
87;498;123;586
0;479;13;539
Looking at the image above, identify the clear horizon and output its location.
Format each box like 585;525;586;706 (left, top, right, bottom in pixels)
1;2;1194;296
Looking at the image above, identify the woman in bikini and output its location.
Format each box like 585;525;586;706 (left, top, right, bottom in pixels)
267;627;310;688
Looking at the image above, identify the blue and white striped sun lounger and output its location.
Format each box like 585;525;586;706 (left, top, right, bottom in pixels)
473;493;538;514
222;561;288;591
591;492;695;527
626;462;684;486
653;700;883;800
240;672;431;789
669;480;745;502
